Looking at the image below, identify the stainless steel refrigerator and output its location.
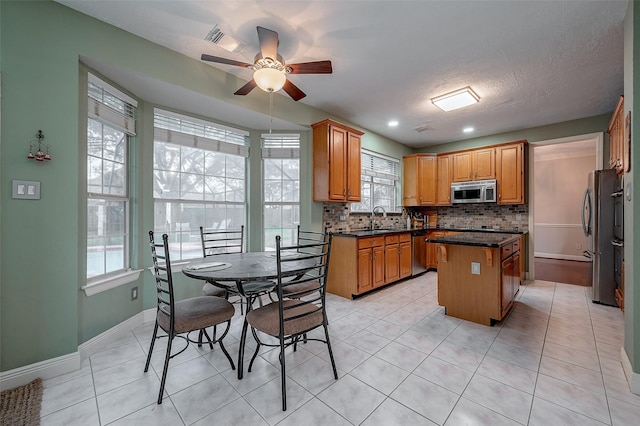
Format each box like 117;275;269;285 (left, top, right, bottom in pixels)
581;169;618;306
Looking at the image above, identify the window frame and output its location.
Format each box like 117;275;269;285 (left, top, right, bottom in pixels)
152;110;250;262
351;149;401;213
261;133;301;251
85;76;137;285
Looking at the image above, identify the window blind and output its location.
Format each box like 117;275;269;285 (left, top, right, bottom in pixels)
361;150;399;180
88;76;137;136
261;133;300;159
154;110;249;157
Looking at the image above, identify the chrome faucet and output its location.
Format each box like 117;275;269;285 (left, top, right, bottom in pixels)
370;206;387;230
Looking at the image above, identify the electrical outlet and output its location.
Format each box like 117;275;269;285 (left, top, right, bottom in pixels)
515;214;522;221
131;287;138;301
471;262;481;275
339;215;346;221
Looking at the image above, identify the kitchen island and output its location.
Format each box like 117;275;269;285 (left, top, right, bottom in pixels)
425;232;521;326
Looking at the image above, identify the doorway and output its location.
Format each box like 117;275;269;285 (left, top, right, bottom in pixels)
528;133;603;285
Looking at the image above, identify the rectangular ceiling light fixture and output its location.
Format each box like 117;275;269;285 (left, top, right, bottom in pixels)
431;86;480;112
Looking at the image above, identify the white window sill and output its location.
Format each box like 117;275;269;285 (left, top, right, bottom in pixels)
82;269;143;296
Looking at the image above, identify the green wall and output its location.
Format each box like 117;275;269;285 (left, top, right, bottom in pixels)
417;114;611;154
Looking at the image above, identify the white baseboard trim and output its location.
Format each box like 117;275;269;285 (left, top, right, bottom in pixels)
534;252;590;262
621;346;640;395
0;352;80;392
77;312;146;360
0;308;156;391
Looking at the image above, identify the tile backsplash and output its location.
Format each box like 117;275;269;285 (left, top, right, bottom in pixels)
322;202;529;233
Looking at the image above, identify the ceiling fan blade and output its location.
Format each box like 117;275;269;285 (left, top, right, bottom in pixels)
257;26;279;60
282;79;306;101
287;60;333;74
234;79;257;96
201;54;252;68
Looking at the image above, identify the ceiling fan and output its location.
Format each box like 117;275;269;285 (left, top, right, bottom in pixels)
201;26;332;101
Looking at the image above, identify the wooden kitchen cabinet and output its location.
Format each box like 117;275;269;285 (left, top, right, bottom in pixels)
385;240;400;284
399;234;412;279
312;119;363;202
500;248;520;318
436;154;453;206
328;232;413;299
608;95;624;174
452;147;495;182
496;141;525;204
403;154;437;206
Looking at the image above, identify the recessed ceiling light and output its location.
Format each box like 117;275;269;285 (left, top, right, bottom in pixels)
388;120;399;127
431;86;480;112
463;127;474;133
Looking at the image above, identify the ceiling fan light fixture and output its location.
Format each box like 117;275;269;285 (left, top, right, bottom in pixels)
254;67;287;92
431;86;480;112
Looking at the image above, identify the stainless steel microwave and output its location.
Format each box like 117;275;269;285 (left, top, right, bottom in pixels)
451;179;497;204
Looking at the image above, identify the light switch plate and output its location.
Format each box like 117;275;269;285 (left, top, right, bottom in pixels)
12;180;41;200
471;262;481;275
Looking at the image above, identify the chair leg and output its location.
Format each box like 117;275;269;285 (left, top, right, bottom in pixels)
157;331;174;404
247;329;261;372
217;321;236;370
279;336;287;411
323;322;338;380
199;328;215;350
144;321;159;373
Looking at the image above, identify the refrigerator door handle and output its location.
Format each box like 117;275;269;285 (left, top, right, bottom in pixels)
611;239;624;247
581;188;591;237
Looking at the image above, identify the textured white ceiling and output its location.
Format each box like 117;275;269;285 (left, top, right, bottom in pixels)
56;0;627;148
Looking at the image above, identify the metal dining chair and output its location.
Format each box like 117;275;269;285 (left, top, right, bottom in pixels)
280;225;329;299
146;231;235;404
241;233;338;411
200;226;274;315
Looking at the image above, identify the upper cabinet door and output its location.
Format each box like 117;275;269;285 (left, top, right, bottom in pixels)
417;155;437;205
496;142;525;204
474;148;496;180
452;151;473;182
436;154;453;206
346;132;362;201
328;125;348;200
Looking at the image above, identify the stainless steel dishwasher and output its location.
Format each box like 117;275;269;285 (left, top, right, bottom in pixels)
411;229;428;275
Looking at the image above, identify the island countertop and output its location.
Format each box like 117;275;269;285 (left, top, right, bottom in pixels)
425;231;520;247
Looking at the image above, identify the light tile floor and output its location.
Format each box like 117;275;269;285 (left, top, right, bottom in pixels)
40;273;640;425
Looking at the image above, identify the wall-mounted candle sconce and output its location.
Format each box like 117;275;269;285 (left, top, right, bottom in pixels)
27;130;51;162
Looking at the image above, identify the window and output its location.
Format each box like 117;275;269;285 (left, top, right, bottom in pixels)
262;134;300;250
351;150;400;213
153;110;249;261
87;75;137;280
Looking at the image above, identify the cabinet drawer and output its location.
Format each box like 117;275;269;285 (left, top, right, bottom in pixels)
399;233;412;243
358;237;384;249
385;235;399;244
501;243;514;260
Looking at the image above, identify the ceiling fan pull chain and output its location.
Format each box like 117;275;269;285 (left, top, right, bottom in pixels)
269;91;273;134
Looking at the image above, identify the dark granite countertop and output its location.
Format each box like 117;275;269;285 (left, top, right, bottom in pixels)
334;227;526;238
424;231;520;247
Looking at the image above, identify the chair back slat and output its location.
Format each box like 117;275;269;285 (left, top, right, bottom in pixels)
200;226;244;257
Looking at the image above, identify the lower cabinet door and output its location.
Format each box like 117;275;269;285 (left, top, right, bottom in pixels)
385;243;400;284
373;246;385;287
357;248;373;292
